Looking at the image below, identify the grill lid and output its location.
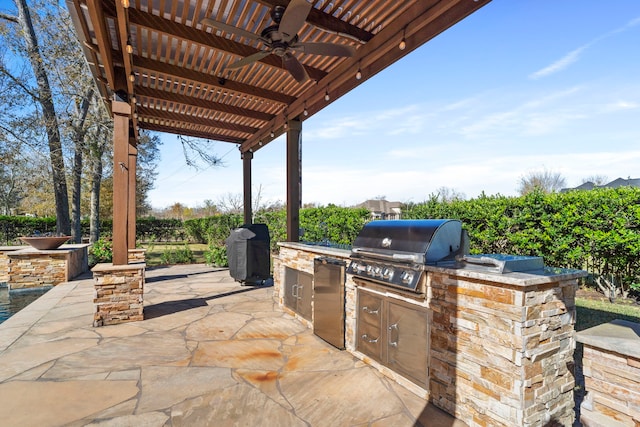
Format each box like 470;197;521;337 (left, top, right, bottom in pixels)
351;219;463;264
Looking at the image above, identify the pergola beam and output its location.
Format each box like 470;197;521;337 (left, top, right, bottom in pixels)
137;106;259;135
135;86;275;122
140;122;244;144
130;56;296;105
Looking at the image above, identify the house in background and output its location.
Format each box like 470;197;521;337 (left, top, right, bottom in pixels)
561;177;640;192
357;200;403;220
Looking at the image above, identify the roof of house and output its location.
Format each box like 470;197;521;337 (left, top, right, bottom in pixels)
357;199;403;213
561;177;640;192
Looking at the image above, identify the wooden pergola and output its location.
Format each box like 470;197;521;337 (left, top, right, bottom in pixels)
66;0;491;265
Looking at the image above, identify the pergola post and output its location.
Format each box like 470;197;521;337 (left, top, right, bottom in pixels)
127;144;137;250
242;150;253;225
111;100;131;265
286;118;302;242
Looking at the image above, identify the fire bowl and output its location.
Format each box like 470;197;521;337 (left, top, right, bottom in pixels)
20;236;71;250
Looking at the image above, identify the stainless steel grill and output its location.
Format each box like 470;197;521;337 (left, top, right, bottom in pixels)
347;219;466;292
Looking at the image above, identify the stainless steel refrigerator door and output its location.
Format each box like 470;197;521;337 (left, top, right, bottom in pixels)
313;258;346;349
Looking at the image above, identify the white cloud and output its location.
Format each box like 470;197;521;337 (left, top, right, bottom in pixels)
529;45;589;80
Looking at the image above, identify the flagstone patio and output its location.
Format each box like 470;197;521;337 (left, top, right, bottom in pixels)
0;264;464;427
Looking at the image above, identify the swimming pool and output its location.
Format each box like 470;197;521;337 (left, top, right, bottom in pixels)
0;286;51;325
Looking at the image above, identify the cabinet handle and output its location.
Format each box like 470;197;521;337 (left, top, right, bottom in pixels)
361;334;379;343
362;306;379;315
388;322;399;347
291;284;298;298
297;284;303;300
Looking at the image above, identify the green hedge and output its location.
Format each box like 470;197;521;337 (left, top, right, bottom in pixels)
404;187;640;297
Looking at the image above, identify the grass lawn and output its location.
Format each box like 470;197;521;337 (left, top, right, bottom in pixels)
575;295;640;331
141;242;209;266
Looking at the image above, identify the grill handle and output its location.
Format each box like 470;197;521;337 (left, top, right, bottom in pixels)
352;248;422;263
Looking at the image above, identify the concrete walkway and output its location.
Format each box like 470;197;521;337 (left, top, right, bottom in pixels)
0;264;464;427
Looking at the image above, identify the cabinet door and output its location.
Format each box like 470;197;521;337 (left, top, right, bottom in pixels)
386;300;429;388
356;290;384;362
283;267;298;312
296;271;313;321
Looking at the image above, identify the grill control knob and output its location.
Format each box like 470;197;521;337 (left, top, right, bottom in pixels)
382;268;394;280
400;271;414;284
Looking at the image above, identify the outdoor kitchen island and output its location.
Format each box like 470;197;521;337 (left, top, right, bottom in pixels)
274;241;587;427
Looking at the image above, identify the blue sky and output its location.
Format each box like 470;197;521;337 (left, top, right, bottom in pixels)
148;1;640;209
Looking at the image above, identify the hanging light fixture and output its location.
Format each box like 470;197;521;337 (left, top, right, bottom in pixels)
121;0;129;8
270;130;275;138
303;102;309;116
399;27;407;50
129;72;135;82
125;39;133;54
324;89;330;101
356;65;362;80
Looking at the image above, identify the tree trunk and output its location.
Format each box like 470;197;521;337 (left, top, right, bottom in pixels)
70;88;94;243
88;128;107;244
14;0;70;235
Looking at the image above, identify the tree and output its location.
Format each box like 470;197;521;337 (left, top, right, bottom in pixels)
517;168;566;195
581;175;608;186
434;186;466;202
1;0;70;234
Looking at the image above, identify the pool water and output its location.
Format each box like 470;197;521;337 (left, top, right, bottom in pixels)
0;286;51;325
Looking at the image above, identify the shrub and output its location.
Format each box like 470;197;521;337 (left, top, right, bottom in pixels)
205;244;228;267
160;243;195;264
89;238;113;266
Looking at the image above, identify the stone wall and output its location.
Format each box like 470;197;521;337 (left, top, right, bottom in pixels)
5;245;89;290
0;247;23;284
429;272;579;427
128;248;146;264
577;319;640;426
92;263;145;327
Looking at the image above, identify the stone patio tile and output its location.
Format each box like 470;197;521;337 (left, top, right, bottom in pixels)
106;369;140;381
185;311;252;341
234;369;293;410
83;411;169;427
169;384;307;427
137;366;237;413
278;367;407;426
192;339;285;371
234;315;308;340
43;332;189;376
75;399;138;424
0;338;98;381
283;337;361;372
11;360;55;381
95;323;149;337
0;380;138;427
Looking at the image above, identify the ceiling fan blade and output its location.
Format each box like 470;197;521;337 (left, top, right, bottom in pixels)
201;18;261;42
282;52;309;83
279;0;312;42
226;50;272;69
291;42;356;57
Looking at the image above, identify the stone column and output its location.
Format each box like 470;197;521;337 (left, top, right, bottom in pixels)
92;263;145;326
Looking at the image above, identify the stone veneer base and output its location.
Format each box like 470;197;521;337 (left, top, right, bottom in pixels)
4;244;89;290
577;319;640;426
92;263;145;327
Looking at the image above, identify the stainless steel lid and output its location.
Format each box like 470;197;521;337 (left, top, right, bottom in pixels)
351;219;463;264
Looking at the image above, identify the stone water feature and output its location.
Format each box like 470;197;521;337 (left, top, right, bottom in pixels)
0;237;89;290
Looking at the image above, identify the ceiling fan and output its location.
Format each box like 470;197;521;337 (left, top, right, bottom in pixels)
202;0;356;83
